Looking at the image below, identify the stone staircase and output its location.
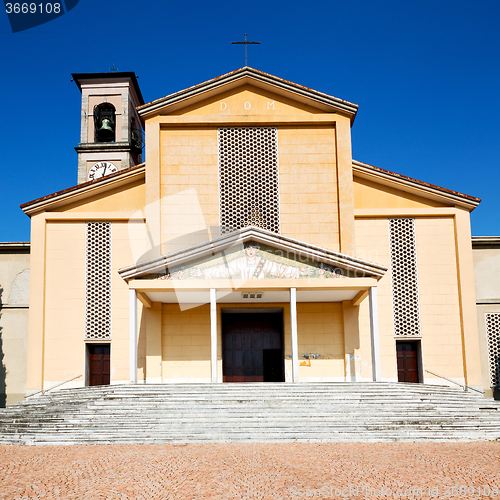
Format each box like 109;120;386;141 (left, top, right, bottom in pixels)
1;382;500;445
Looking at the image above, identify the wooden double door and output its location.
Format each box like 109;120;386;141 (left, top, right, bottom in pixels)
87;344;110;386
222;312;284;383
396;341;421;383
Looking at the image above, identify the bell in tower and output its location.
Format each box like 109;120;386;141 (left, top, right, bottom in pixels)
94;103;116;143
72;71;145;184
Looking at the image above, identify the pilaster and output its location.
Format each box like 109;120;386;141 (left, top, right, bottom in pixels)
26;214;46;392
335;115;356;255
145;119;162;251
454;208;482;388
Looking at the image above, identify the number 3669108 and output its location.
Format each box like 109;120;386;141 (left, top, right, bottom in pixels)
5;3;61;13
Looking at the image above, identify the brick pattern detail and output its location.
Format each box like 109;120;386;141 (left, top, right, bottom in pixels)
2;442;500;499
486;313;500;387
389;218;421;337
85;222;112;340
218;127;280;234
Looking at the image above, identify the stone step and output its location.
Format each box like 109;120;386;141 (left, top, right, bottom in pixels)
27;383;480;394
3;424;499;434
3;411;498;423
15;393;491;404
24;393;484;404
12;407;491;416
2;429;499;444
2;383;499;445
18;400;485;408
3;424;500;435
10;400;493;409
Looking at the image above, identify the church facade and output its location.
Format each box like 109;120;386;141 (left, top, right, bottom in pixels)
20;68;490;396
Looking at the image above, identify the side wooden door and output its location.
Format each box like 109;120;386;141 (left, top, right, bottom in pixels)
396;341;420;383
88;344;110;386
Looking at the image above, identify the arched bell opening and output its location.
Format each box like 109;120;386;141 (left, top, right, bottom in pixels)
94;103;116;143
130;116;144;155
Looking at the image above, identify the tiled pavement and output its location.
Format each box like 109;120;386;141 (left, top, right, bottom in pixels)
1;443;499;499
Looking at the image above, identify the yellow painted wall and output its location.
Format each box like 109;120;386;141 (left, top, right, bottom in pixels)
415;218;463;381
59;180;145;214
111;222;146;382
353;177;447;209
158;125;339;251
355;219;395;380
159;302;345;383
44;222;86;385
297;303;345;380
219;303;345;381
278;126;339;251
169;85;324;117
355;216;466;383
26;175;150;389
42;220;145;386
161;303;211;382
155;84;343;251
26;215;45;391
159;128;219;246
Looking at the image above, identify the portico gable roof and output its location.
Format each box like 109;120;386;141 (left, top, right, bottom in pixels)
118;226;387;281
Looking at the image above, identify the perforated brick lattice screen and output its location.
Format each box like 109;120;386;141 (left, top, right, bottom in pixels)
218;127;280;234
486;313;500;387
85;222;112;340
389;218;421;337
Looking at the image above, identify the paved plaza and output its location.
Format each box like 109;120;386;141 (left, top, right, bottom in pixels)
1;442;499;499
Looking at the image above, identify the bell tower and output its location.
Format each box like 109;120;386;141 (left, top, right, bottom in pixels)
72;72;145;184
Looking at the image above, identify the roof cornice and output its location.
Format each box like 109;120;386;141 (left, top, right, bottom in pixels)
119;226;387;281
138;67;358;122
72;72;144;105
21;164;145;217
0;242;30;252
472;236;500;247
352;160;480;210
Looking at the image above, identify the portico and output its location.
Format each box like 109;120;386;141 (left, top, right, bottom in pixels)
122;226;386;385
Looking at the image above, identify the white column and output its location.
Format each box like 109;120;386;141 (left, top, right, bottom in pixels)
129;289;138;384
290;287;299;383
369;286;381;382
210;288;217;383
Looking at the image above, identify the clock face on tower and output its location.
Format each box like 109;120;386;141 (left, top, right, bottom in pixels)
88;161;118;181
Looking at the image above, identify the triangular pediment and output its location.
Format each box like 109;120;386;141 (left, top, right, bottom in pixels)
166;84;325;117
138;67;358;122
119;226;386;281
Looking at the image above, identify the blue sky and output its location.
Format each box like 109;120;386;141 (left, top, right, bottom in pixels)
1;0;499;241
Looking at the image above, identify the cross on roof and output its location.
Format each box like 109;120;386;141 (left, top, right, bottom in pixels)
109;64;118;72
231;34;260;67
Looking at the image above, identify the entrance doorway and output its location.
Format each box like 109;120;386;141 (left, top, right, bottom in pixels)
396;341;421;383
87;344;110;386
222;311;284;382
